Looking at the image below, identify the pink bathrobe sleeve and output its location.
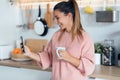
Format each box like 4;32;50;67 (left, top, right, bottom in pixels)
37;39;53;69
78;33;95;75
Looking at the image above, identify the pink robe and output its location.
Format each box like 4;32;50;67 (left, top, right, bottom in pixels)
37;30;95;80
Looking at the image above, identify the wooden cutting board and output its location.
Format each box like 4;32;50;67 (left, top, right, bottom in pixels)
25;39;48;53
45;3;54;28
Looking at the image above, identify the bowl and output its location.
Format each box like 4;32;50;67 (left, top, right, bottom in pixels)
11;53;32;61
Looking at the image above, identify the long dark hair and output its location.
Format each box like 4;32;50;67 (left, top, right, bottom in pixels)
54;0;83;41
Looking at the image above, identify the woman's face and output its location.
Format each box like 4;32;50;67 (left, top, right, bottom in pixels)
54;10;73;32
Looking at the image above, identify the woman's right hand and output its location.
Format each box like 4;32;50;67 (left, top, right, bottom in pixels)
24;45;41;62
24;45;32;57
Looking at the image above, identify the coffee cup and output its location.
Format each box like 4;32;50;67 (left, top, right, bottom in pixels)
56;47;66;59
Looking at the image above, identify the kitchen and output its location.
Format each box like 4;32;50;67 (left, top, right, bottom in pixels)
0;0;120;80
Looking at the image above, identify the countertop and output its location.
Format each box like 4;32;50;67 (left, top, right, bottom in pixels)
0;59;120;80
89;64;120;80
0;59;51;71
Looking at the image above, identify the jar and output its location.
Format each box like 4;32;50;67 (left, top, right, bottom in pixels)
101;39;115;66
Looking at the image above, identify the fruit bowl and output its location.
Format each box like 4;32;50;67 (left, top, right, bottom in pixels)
11;53;32;61
11;53;29;59
11;48;32;61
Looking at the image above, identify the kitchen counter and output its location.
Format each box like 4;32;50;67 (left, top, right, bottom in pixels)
0;59;51;71
89;65;120;80
0;60;120;80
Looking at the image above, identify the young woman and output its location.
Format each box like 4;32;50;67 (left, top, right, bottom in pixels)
24;0;95;80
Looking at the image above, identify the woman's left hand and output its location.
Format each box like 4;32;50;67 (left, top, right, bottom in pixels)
59;50;80;67
58;50;72;62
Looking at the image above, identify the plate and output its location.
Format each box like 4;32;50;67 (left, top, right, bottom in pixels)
11;57;32;61
34;21;45;35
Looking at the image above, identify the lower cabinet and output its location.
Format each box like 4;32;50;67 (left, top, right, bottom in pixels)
0;66;51;80
0;66;109;80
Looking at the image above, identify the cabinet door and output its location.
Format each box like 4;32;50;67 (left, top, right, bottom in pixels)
0;66;51;80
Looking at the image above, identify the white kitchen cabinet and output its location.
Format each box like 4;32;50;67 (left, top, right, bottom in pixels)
0;66;51;80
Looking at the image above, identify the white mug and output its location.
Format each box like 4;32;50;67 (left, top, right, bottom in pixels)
56;47;66;59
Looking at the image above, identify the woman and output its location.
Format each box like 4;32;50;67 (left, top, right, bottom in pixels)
24;0;95;80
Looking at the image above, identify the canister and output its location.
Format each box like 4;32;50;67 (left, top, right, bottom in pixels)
101;39;115;66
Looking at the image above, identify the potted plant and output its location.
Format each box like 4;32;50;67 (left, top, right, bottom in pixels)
94;43;103;64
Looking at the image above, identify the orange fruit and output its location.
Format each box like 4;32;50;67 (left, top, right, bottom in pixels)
12;48;22;54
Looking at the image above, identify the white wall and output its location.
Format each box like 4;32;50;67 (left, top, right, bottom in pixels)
0;0;17;45
0;0;120;80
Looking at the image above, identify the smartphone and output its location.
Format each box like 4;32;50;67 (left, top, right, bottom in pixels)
20;36;25;53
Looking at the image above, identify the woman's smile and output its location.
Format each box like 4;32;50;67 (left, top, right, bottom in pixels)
54;9;73;32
